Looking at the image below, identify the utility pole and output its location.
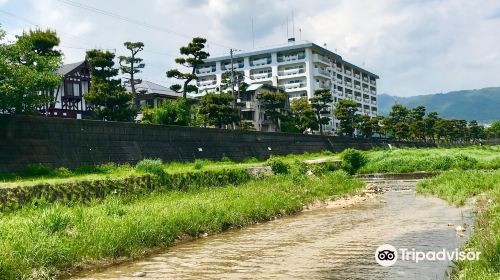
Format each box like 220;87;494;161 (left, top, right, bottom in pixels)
230;48;237;129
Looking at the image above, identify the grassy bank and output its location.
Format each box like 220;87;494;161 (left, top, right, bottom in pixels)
359;145;500;174
416;170;500;280
0;170;363;279
0;151;337;188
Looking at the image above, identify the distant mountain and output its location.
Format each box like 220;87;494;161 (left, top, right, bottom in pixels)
378;87;500;124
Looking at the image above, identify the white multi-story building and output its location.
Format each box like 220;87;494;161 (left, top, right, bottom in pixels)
196;41;379;133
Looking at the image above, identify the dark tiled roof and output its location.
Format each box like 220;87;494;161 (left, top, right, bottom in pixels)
56;61;85;75
126;80;182;98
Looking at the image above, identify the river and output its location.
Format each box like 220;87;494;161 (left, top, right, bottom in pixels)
75;179;474;280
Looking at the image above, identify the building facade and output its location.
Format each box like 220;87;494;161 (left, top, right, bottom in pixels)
196;41;379;133
240;84;290;132
42;61;92;119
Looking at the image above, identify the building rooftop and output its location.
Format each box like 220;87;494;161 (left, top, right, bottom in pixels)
203;40;379;79
56;61;86;75
126;80;183;98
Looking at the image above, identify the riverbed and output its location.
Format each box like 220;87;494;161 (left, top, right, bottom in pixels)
75;179;474;280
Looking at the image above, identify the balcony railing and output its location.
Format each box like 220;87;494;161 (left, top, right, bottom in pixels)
354;74;361;79
251;72;272;80
313;68;330;77
242;101;256;110
344;81;352;87
355;96;362;101
371;90;377;95
278;68;305;76
363;88;369;93
344;70;352;76
197;80;217;87
363;77;369;82
346;94;353;98
370;80;376;85
371;100;377;105
315;82;331;89
283;82;306;89
313;54;330;64
251;57;271;66
196;66;215;74
277;53;305;63
222;62;244;70
354;85;361;90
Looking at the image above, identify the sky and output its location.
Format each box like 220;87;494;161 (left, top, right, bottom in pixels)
0;0;499;97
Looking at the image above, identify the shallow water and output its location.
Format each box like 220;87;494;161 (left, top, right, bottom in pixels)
76;180;474;280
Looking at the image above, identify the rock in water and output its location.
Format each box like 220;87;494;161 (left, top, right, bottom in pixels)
132;271;147;277
455;225;465;232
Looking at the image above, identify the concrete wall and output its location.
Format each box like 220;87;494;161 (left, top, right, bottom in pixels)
0;115;433;172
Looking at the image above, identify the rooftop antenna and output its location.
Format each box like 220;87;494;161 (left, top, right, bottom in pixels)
286;15;289;42
292;9;295;39
251;17;255;49
299;28;302;41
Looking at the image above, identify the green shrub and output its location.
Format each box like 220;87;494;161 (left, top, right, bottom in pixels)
194;160;204;170
23;163;53;176
290;159;308;175
221;154;232;162
54;167;72;178
340;149;367;174
135;159;165;176
243;157;260;163
266;157;290;174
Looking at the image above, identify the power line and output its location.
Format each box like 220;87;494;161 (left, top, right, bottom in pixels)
56;0;234;50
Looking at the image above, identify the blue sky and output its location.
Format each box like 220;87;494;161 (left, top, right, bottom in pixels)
1;0;499;96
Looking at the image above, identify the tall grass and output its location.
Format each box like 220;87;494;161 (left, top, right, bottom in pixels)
0;171;363;279
416;170;500;279
359;146;500;173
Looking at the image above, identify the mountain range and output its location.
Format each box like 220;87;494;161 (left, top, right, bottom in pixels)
377;87;500;124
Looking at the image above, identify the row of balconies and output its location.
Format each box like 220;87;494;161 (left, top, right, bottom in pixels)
281;81;307;90
278;67;306;76
197;79;217;87
277;52;306;63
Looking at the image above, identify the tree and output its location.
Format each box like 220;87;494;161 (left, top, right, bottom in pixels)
468;120;484;143
333;99;357;137
386;104;410;140
424;112;439;142
290;98;318;133
119;41;145;102
311;89;333;135
258;89;288;131
220;71;248;94
357;114;380;138
198;92;238;128
0;28;62;114
140;98;193;126
486;121;500;139
84;49;135;122
166;37;209;98
409;105;426;141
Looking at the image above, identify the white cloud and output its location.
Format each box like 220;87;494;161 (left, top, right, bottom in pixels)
1;0;499;95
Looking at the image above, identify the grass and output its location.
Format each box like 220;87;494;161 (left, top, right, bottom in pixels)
0;170;363;279
359;145;500;174
0;151;339;188
416;170;500;279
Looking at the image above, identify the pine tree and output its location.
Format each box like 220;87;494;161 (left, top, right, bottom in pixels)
119;42;145;103
166;37;209;98
85;49;135;122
